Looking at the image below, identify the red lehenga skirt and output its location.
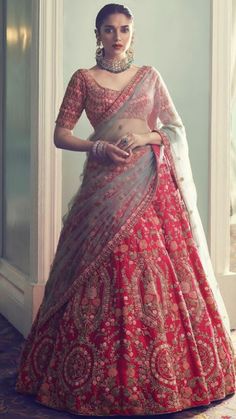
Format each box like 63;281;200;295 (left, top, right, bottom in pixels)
16;147;235;416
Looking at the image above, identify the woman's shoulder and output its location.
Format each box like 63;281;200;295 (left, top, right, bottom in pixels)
145;65;162;77
146;67;169;90
139;65;162;82
63;69;88;97
130;64;158;75
68;68;87;80
65;69;89;92
69;67;99;85
140;66;163;87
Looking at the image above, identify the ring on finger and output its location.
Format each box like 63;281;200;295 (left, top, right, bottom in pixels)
120;137;129;146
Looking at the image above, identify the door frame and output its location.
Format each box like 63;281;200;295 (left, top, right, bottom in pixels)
210;0;236;327
0;0;63;336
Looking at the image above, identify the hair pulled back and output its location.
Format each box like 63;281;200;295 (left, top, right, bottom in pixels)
95;3;133;32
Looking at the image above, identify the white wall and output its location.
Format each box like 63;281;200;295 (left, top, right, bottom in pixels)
62;0;211;235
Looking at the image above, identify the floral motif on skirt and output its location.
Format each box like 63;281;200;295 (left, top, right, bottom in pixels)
16;155;235;416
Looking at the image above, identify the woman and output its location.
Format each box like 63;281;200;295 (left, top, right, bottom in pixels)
16;3;235;416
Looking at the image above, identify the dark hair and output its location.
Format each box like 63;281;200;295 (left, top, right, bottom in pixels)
95;3;133;32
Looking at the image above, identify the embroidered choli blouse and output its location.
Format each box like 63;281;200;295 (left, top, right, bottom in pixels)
55;66;177;131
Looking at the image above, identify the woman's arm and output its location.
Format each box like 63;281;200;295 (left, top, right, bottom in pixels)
54;126;93;152
140;130;162;145
54;125;131;163
54;71;130;163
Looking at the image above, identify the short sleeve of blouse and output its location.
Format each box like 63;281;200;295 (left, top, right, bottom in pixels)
55;70;86;130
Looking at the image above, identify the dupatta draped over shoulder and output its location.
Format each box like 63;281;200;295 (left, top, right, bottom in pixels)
40;66;230;333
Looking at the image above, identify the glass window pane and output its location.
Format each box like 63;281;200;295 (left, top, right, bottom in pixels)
2;0;32;274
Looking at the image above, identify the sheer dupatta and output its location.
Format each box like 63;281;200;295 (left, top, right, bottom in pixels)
39;66;230;334
150;70;231;334
38;69;159;326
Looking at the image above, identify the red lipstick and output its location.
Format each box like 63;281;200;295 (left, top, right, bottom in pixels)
112;43;123;49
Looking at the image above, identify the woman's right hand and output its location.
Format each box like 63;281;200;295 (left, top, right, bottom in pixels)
106;143;132;164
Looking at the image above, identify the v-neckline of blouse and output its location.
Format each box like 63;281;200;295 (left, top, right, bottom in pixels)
83;66;145;93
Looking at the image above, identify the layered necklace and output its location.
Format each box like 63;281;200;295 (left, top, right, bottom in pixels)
96;48;134;73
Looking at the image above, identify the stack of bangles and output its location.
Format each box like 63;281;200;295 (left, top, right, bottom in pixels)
91;140;108;159
91;131;164;160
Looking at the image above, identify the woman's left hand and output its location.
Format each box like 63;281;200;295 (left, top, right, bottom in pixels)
115;133;147;152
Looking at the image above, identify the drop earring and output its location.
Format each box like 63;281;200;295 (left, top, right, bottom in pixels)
96;38;103;60
126;36;134;62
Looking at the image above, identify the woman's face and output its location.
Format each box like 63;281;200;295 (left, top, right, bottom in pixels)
97;13;133;60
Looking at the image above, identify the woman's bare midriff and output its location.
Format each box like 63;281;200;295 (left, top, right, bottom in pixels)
96;118;150;143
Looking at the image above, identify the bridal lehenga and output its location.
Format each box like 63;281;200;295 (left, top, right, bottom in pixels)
16;66;235;416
